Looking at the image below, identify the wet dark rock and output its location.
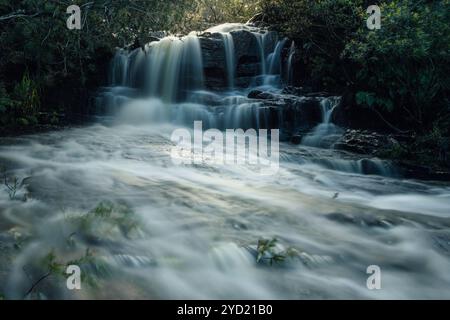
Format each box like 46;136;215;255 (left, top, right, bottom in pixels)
305;92;335;98
334;129;397;155
200;29;268;90
248;90;263;99
394;161;450;182
231;30;260;64
245;90;335;133
257;92;276;100
333;129;450;181
247;90;275;100
234;77;253;88
147;36;161;44
236;63;260;78
200;38;225;59
200;36;227;89
282;86;313;96
325;212;397;229
290;135;303;145
263;95;324;130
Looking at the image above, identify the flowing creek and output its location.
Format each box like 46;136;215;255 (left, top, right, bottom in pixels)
1;23;450;299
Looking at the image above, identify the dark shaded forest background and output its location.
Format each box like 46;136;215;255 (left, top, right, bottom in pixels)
0;0;449;165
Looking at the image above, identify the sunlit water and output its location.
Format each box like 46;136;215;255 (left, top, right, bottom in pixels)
1;117;450;299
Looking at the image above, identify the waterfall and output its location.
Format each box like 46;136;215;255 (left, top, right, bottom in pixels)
302;97;342;147
103;33;206;104
265;38;287;85
110;49;130;86
268;38;287;75
287;41;296;85
98;23;292;131
321;97;339;124
109;48;146;88
254;33;267;76
220;33;236;89
146;34;204;102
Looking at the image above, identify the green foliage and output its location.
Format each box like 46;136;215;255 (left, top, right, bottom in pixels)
262;0;364;88
413;125;450;167
377;125;450;167
67;201;140;241
262;0;450;135
344;0;450;132
187;0;261;30
356;91;393;111
22;201;139;298
256;238;299;266
0;0;261;133
1;166;21;200
0;73;40;129
36;247;102;291
377;142;408;160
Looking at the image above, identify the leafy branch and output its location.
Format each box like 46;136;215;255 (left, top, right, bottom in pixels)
1;166;20;200
256;238;299;266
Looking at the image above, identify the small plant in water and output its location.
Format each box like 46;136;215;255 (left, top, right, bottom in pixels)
23;248;102;299
1;166;20;200
66;201;140;242
256;238;299;266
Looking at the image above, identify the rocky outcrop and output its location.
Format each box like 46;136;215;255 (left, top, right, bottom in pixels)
333;129;401;155
199;29;276;90
246;90;327;133
333;129;450;181
199;34;227;89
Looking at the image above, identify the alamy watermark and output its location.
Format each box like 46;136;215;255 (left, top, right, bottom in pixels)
66;5;81;30
66;4;381;31
366;265;382;290
66;265;81;290
367;5;382;30
171;121;280;175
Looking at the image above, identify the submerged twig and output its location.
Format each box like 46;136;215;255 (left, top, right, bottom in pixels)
23;271;52;300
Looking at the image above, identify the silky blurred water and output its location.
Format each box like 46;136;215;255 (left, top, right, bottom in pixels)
1;22;450;300
1;116;450;299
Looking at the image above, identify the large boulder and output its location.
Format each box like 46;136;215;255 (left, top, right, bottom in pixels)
333;129;397;155
246;90;329;133
199;35;227;90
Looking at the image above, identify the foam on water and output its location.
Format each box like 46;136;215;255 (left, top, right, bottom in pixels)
1;23;450;300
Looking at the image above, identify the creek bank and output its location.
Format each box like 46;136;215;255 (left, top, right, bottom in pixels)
0;113;90;138
247;87;450;181
335;129;450;181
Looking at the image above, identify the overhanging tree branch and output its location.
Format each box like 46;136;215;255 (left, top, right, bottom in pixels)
0;11;41;22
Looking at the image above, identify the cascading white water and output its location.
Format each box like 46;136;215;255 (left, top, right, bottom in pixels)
300;97;396;176
2;22;450;301
322;97;339;124
98;23;291;130
110;49;130;86
265;38;288;85
102;23;396;179
105;33;206;105
220;33;236;89
268;38;287;75
287;41;296;85
146;34;204;102
302;97;342;148
254;32;267;76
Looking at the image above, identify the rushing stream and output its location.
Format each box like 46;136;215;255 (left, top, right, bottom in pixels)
1;23;450;300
